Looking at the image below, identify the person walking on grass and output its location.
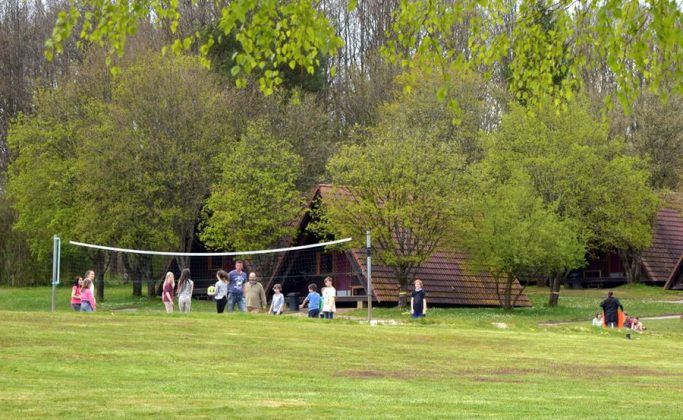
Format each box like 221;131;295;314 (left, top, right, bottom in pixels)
212;270;229;314
227;260;248;312
300;283;321;318
176;268;194;313
600;291;624;328
245;272;267;313
70;276;83;311
84;270;95;295
269;284;285;315
162;272;175;313
80;278;96;312
321;276;336;319
410;279;427;319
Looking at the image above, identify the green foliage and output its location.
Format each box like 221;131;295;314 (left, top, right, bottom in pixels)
384;0;682;112
6;91;84;263
200;121;303;252
460;172;585;309
83;54;229;253
484;98;659;256
48;0;343;95
622;92;683;190
320;111;466;297
7;53;230;268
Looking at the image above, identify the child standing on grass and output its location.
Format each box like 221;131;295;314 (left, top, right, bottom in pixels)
269;284;285;315
80;279;96;312
410;279;427;319
321;277;336;319
70;276;83;311
213;270;229;314
300;283;321;318
162;272;175;313
176;268;194;313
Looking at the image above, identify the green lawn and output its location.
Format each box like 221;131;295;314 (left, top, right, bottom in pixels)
0;285;682;418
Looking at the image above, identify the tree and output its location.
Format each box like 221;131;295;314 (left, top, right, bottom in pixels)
484;98;658;305
199;120;303;275
319;112;466;307
460;172;585;309
76;53;231;297
6;52;231;296
618;92;683;190
47;1;681;109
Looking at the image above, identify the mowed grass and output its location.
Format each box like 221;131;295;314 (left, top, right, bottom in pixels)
1;285;682;418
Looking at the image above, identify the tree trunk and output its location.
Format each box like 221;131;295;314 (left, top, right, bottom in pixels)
503;273;514;310
547;271;566;307
94;252;106;302
177;255;190;270
122;254;142;297
618;248;641;284
397;273;410;308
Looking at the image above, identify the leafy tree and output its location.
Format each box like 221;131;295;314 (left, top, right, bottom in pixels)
200;120;303;275
47;1;681;109
319;111;466;307
460;172;585;309
484;98;658;305
76;53;231;296
617;92;683;190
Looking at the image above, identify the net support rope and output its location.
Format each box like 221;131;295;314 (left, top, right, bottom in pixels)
68;237;353;257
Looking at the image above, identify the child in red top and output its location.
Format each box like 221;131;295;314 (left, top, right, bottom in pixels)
162;272;175;313
80;279;96;312
70;276;83;311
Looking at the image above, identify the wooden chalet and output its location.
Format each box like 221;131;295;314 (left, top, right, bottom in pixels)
265;184;531;308
566;208;683;289
642;208;683;290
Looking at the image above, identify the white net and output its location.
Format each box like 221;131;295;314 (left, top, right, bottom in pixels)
62;238;357;302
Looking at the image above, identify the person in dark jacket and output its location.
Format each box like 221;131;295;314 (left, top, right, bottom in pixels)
600;291;624;328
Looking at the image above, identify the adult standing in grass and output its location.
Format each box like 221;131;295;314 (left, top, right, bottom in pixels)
70;276;83;311
245;272;266;313
162;272;175;313
227;260;248;312
321;277;336;319
214;270;229;313
176;268;194;313
600;291;624;328
80;279;96;312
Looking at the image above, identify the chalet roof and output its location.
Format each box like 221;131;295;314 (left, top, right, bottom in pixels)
347;248;530;306
308;184;531;307
641;208;683;285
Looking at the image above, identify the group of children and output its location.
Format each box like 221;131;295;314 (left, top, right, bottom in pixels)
591;311;644;332
161;268;195;313
70;270;97;312
299;276;337;318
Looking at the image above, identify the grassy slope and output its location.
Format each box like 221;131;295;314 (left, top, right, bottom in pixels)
0;285;682;418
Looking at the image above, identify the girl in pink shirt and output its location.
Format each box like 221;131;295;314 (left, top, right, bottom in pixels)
162;272;175;313
80;279;96;312
70;277;83;311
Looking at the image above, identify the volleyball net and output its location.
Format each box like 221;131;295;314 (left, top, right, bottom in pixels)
61;237;363;300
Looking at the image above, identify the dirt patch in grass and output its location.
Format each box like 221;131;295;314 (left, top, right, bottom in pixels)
472;376;524;383
545;363;683;379
336;369;420;380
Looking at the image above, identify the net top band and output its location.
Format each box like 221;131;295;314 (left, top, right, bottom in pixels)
68;237;353;257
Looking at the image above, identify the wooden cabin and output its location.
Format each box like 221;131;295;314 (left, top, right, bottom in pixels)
265;184;531;308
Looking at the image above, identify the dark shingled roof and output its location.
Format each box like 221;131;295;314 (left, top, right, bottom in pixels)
315;184;531;307
641;208;683;285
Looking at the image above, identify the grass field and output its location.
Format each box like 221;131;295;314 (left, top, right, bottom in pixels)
1;285;682;418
